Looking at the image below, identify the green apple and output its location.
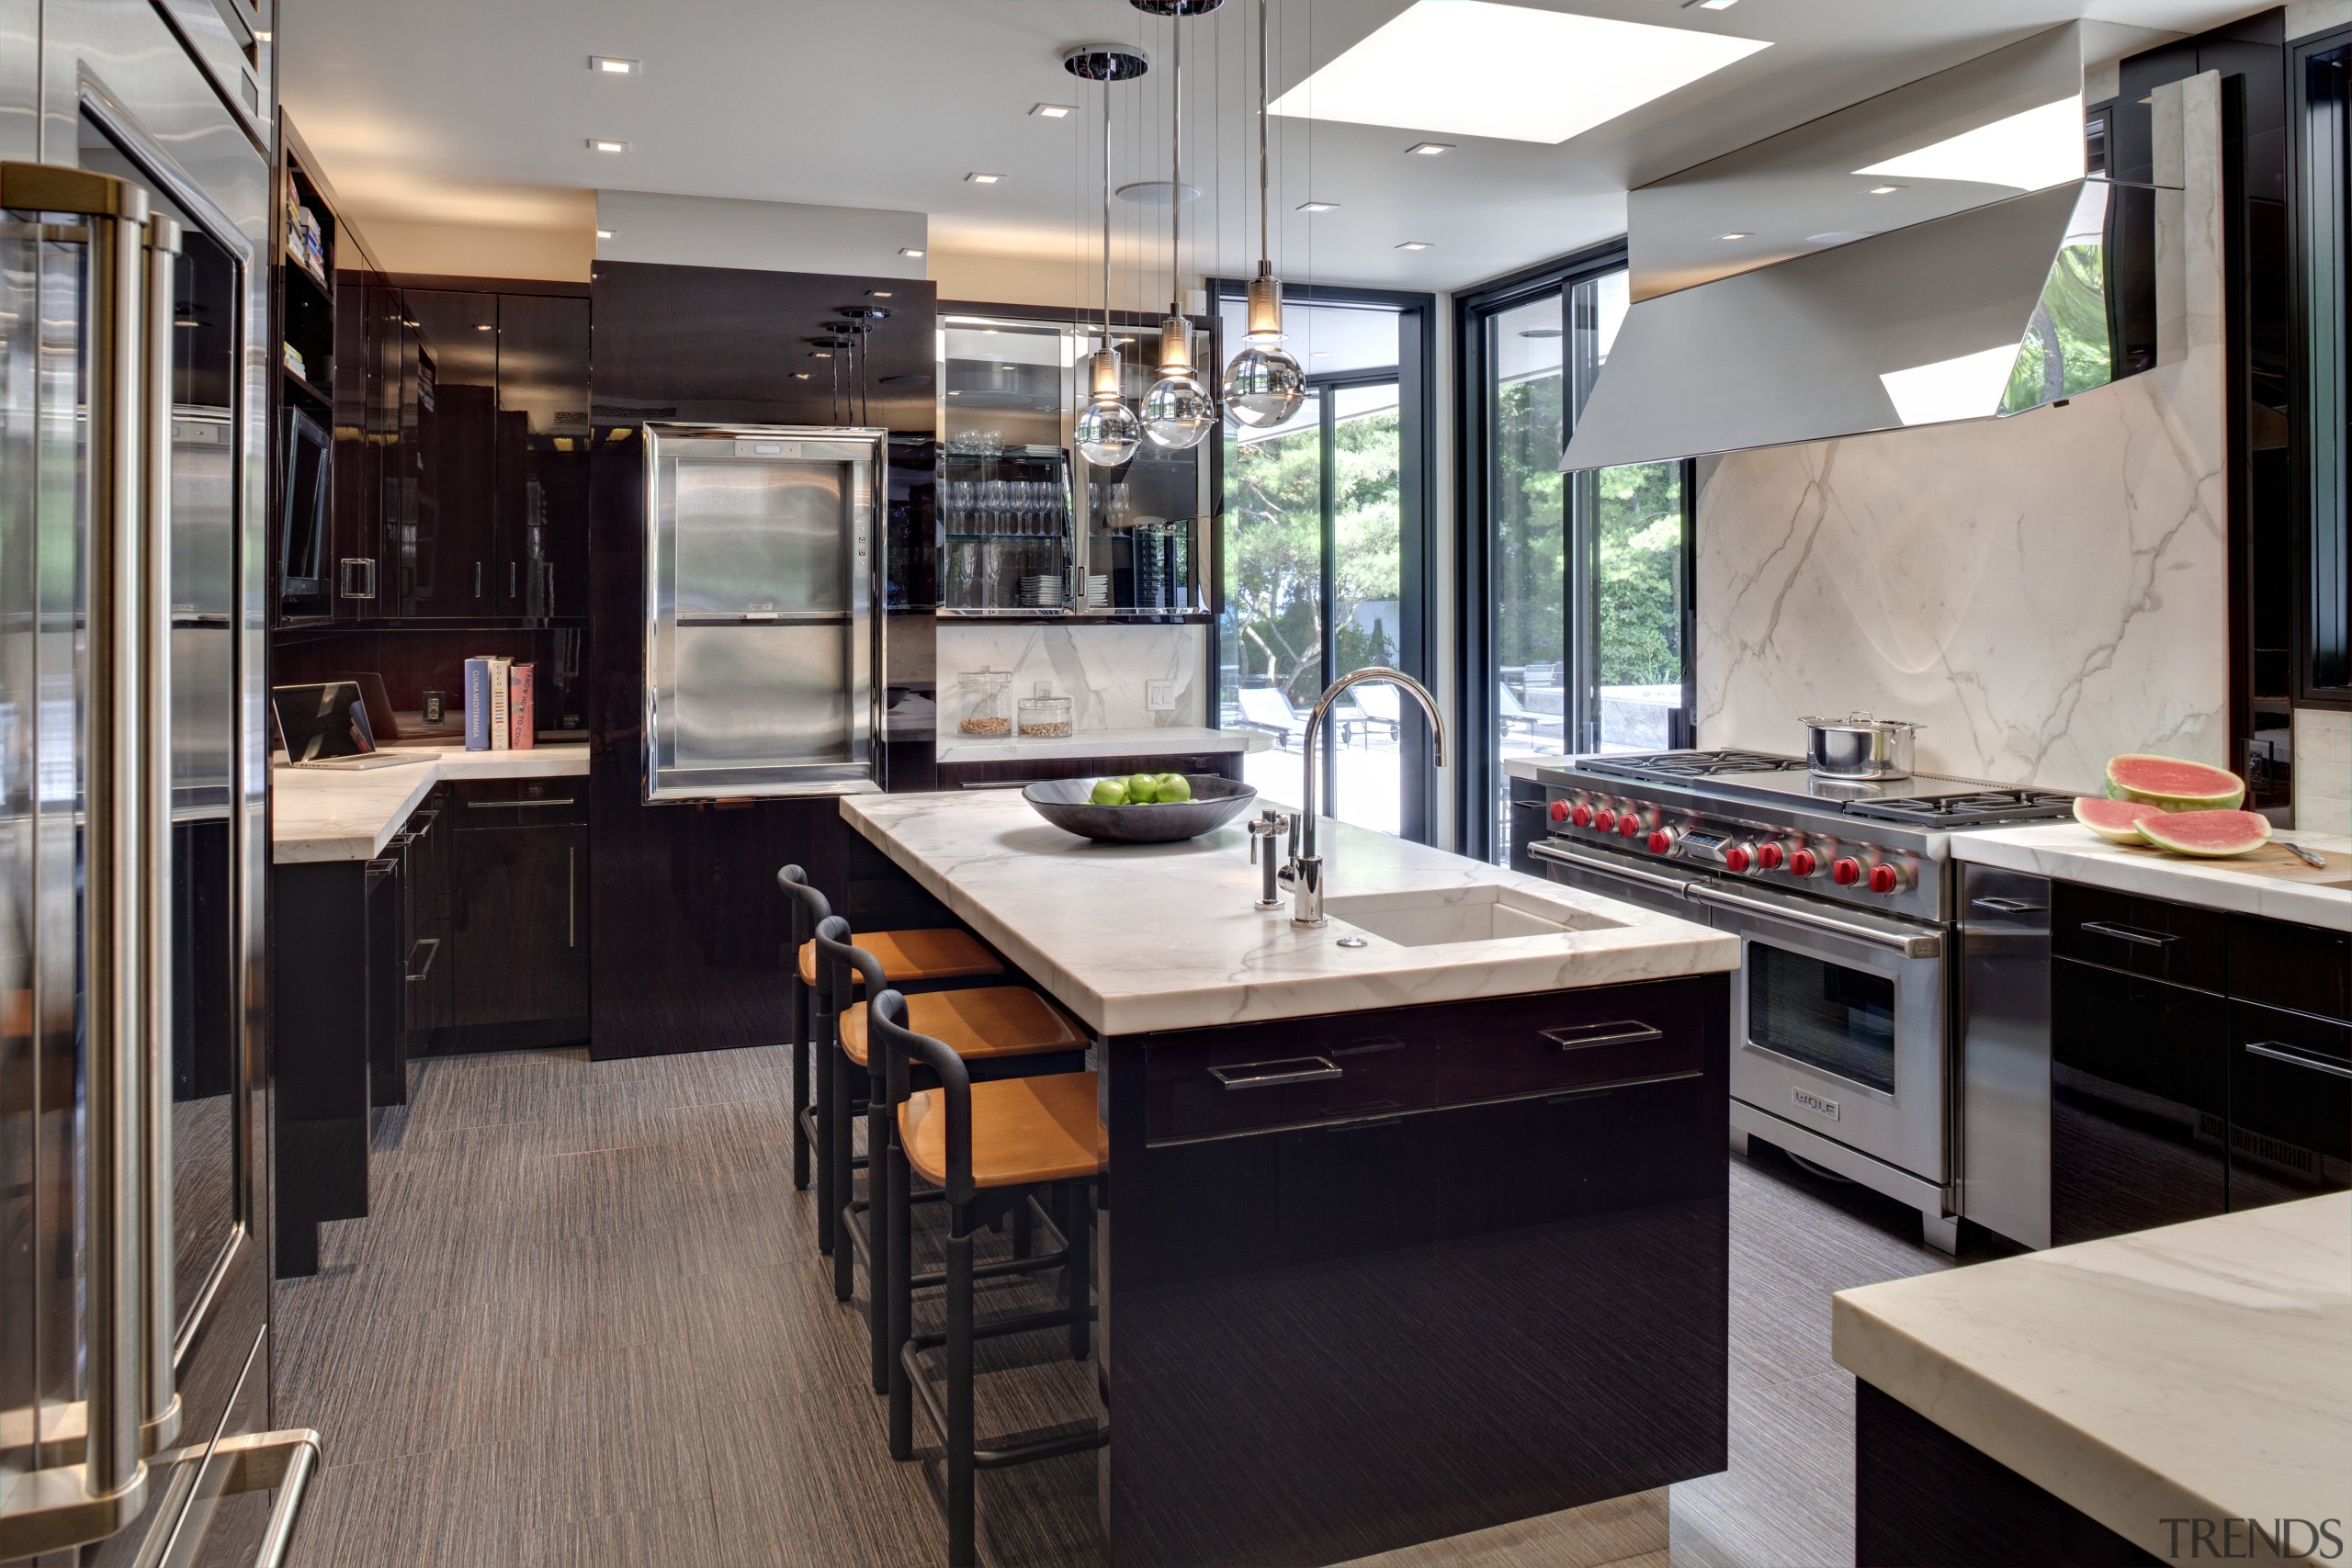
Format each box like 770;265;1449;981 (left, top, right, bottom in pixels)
1153;773;1193;803
1090;777;1128;807
1125;773;1159;805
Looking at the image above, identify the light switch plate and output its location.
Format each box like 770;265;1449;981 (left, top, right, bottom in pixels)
1146;679;1177;712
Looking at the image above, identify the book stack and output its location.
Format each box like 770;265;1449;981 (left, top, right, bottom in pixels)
462;657;537;751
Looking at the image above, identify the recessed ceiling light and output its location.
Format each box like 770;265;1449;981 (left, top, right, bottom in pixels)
1405;141;1454;157
590;55;639;74
1272;1;1770;146
1682;0;1739;9
965;172;1003;184
1864;184;1903;196
1718;231;1751;240
794;372;811;379
1296;199;1340;213
899;247;926;258
595;228;615;240
811;350;832;359
869;289;893;299
1031;103;1075;118
475;323;492;332
1396;240;1433;250
587;139;629;153
1855;97;2084;194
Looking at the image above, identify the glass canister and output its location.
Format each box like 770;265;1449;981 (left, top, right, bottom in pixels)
956;668;1012;737
1016;682;1073;739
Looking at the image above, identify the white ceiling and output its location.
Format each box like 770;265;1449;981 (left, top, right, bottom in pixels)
280;0;2262;297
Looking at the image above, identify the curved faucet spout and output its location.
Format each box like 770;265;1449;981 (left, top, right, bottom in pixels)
1288;667;1449;925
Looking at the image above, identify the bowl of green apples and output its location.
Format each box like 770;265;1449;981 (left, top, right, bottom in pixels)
1020;772;1259;844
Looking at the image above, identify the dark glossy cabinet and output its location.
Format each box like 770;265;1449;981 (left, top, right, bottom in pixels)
2051;957;2231;1246
2049;880;2352;1247
495;294;592;617
402;289;502;616
445;778;588;1043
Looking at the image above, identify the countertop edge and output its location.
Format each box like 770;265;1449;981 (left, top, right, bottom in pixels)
272;747;592;863
1951;828;2351;931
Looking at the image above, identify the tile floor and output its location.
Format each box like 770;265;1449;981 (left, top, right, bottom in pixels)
275;1044;1962;1568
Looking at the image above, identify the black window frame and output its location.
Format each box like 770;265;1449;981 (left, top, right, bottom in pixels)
2290;27;2351;705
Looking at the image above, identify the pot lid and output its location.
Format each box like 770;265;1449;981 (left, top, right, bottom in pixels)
1801;711;1922;733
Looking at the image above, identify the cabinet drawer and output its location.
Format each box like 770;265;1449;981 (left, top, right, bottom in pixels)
447;774;586;824
1145;1017;1435;1144
1433;980;1709;1106
2228;916;2351;1022
2229;1000;2352;1213
2051;882;2226;991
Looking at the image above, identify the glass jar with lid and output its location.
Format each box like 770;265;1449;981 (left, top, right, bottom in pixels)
1016;682;1073;739
956;669;1012;737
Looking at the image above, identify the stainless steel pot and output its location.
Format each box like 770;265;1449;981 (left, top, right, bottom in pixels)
1802;711;1920;778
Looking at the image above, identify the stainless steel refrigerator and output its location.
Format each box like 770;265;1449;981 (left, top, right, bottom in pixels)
3;1;307;1561
642;423;884;800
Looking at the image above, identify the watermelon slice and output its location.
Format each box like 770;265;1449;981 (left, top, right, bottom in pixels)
2135;808;2273;858
2075;796;2166;844
2106;754;2245;812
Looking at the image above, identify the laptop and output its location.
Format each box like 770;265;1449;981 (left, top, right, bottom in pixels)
272;681;430;770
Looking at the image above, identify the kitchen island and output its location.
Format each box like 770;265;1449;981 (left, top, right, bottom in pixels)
842;789;1738;1568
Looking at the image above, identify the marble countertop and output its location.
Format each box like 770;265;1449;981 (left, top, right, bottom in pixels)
1953;823;2349;931
272;741;589;864
1833;1194;2351;1565
934;725;1258;765
840;788;1736;1035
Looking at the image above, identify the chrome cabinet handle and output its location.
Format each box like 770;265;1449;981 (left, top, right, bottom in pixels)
1208;1056;1341;1089
197;1429;322;1568
1970;897;2044;914
1539;1020;1664;1052
403;937;440;982
567;847;577;949
1526;839;1697;897
1690;883;1943;958
2245;1042;2352;1081
338;558;377;599
2078;919;2177;947
465;797;577;808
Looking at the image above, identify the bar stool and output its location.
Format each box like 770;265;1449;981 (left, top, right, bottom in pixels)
813;919;1088;1393
776;866;1003;1256
868;985;1106;1568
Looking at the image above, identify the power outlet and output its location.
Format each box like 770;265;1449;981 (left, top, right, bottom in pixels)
1146;680;1177;712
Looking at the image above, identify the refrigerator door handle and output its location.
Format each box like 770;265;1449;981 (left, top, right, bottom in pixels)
0;161;155;1552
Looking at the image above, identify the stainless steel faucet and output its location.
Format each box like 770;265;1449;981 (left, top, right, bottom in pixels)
1263;668;1449;927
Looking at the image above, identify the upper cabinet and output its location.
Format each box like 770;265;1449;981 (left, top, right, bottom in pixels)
494;295;593;620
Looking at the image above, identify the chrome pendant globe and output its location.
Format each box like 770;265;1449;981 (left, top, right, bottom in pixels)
1143;370;1215;449
1076;398;1144;467
1220;343;1306;428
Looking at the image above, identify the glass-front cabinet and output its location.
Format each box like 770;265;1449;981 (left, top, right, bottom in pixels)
938;311;1211;618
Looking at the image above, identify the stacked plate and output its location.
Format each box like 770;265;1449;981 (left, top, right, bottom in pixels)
1018;575;1065;609
1085;574;1110;610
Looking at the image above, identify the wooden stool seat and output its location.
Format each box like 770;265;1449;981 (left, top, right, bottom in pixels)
900;1071;1104;1190
841;987;1085;1068
797;928;1002;988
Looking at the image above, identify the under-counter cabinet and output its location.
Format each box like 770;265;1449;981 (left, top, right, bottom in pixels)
445;777;589;1047
2046;881;2350;1246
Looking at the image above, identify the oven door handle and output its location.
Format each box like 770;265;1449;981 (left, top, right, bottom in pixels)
1690;883;1942;958
1527;840;1700;899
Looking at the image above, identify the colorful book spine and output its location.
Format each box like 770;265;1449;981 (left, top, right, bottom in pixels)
508;661;536;750
487;657;512;750
463;658;492;750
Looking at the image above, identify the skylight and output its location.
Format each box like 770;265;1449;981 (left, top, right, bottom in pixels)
1857;97;2085;193
1268;1;1769;146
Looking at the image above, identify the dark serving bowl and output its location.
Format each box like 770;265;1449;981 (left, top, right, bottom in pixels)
1022;775;1260;844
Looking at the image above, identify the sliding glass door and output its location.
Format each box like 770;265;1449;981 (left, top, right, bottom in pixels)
1460;249;1694;862
1216;289;1431;840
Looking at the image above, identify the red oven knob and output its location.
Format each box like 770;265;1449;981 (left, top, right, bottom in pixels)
1868;863;1908;894
1756;842;1785;871
1570;803;1594;828
1593;807;1617;832
1724;843;1753;873
1788;848;1817;878
1831;856;1863;886
1647;828;1680;854
1618;812;1644;838
1549;799;1569;823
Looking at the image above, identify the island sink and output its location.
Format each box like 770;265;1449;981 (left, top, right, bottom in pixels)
1325;884;1624;948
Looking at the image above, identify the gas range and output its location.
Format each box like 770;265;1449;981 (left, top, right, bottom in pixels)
1521;749;2075;924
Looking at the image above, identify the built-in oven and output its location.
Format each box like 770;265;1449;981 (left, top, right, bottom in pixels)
1693;880;1948;1190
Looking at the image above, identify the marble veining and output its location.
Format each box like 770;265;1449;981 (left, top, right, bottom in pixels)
1951;823;2350;931
842;790;1735;1035
934;623;1208;740
272;742;589;863
2295;709;2351;836
1833;1194;2352;1565
1694;77;2229;797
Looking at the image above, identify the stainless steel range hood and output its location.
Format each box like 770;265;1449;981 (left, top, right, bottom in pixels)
1563;26;2195;473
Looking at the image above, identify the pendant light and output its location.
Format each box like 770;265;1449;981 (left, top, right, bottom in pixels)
1221;0;1305;428
1141;7;1215;449
1073;59;1143;468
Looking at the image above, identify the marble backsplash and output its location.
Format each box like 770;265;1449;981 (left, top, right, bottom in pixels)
934;622;1209;738
2294;709;2350;835
1693;79;2229;797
